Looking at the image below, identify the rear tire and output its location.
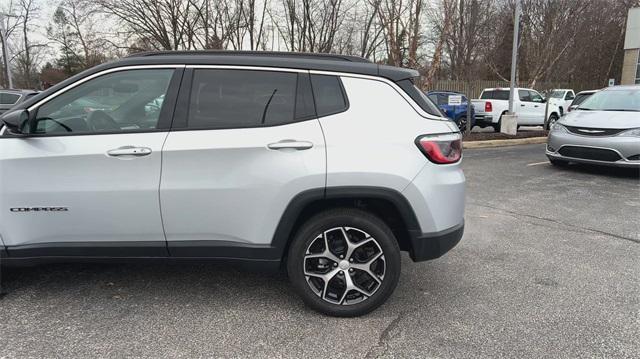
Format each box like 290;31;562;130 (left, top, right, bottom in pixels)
287;208;401;317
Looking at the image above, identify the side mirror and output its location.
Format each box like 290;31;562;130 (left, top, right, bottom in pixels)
1;109;29;135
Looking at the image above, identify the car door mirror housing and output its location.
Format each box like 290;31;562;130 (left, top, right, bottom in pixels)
1;109;29;135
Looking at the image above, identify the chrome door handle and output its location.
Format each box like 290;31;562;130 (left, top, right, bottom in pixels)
107;146;152;157
267;140;313;150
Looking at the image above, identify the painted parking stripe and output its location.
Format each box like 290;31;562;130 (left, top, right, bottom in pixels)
527;161;549;166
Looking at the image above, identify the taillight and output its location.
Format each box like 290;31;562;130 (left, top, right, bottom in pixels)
485;101;492;112
415;133;462;164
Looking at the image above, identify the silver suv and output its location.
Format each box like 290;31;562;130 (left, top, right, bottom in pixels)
0;51;465;316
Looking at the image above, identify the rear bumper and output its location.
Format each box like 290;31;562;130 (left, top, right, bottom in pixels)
408;221;464;262
474;114;495;125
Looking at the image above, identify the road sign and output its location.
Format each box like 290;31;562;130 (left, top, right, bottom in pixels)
448;95;463;106
608;79;615;87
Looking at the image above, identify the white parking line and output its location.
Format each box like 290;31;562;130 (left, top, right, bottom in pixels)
527;161;549;167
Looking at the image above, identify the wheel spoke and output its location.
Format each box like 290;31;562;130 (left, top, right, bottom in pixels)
302;226;386;306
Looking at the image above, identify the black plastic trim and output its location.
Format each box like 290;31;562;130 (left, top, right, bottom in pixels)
408;221;464;262
7;241;169;258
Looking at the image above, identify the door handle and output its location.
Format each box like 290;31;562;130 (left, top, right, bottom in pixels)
267;140;313;150
520;104;526;107
107;146;152;157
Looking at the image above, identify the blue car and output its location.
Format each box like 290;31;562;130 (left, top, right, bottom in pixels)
426;91;475;131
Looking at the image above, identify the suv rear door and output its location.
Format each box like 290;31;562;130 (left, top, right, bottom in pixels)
160;67;326;259
0;67;182;257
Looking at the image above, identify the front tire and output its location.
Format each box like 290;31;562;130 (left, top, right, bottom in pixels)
287;208;401;317
546;113;559;130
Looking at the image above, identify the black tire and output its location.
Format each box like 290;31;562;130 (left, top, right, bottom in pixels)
492;120;501;133
287;208;401;317
546;113;559;130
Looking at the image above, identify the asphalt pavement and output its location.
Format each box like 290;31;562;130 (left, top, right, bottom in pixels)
1;144;638;358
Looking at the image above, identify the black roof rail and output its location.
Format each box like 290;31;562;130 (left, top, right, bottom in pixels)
127;50;372;63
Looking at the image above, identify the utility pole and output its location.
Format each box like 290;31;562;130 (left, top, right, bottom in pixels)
508;0;521;114
501;0;520;135
0;13;13;89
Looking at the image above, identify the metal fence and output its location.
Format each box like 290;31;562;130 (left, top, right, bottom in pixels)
422;79;605;98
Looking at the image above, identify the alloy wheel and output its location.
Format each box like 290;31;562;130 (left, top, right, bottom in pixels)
303;226;386;305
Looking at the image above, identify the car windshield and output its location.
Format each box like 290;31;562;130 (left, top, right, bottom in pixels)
480;90;509;100
578;89;640;111
549;90;564;98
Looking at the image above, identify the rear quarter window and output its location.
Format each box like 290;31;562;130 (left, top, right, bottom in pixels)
310;74;348;117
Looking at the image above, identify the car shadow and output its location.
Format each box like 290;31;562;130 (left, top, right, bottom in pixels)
557;163;640;179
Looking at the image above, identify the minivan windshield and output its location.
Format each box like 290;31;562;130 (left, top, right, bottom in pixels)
578;88;640;112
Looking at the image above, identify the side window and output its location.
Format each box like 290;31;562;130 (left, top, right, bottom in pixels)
565;91;575;101
518;90;531;102
33;69;174;135
0;92;21;105
310;74;348;117
187;69;303;129
529;91;544;103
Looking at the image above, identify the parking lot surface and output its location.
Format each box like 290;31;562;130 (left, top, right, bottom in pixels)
1;144;638;358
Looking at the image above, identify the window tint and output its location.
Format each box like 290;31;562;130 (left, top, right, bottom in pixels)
565;92;575;100
33;69;174;135
480;90;510;100
572;93;592;106
529;91;544;103
310;74;348;117
395;79;443;117
188;69;301;129
0;92;20;105
518;90;531;102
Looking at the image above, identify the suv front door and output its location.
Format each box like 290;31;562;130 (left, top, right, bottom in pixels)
0;67;182;257
160;68;326;259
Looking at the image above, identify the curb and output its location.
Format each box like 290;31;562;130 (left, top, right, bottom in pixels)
463;136;547;149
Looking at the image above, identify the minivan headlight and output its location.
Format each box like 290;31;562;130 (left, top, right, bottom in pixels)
550;122;568;133
617;128;640;137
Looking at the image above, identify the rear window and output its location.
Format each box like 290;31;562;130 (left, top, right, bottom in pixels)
187;69;307;129
480;90;510;100
0;92;21;105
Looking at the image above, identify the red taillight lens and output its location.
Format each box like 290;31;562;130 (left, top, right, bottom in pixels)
485;101;492;112
416;134;462;164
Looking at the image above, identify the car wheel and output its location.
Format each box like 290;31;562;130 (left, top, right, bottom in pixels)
287;208;401;317
457;116;468;132
546;113;559;130
493;119;501;133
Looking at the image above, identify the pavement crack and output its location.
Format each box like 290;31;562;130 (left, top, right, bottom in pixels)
469;202;640;244
365;311;406;359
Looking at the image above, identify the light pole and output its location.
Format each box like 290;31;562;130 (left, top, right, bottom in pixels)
0;13;13;89
507;0;521;115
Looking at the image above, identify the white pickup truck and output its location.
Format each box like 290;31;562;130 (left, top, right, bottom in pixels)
472;88;562;132
547;89;575;116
